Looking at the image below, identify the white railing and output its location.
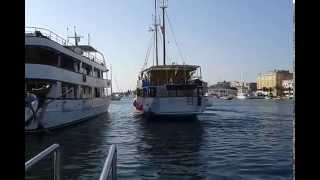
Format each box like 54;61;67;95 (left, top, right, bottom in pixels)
25;27;71;46
25;143;61;180
25;143;117;180
25;27;105;66
99;145;117;180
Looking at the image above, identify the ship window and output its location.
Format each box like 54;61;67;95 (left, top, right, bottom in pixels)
143;88;147;97
177;90;193;97
60;55;76;72
61;82;77;99
136;88;142;97
93;68;102;78
81;85;92;98
168;90;176;97
82;63;92;76
25;47;58;66
94;87;101;98
149;87;156;97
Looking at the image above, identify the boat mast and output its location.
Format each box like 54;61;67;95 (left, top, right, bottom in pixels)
68;26;83;46
154;0;159;66
160;0;167;66
110;65;113;95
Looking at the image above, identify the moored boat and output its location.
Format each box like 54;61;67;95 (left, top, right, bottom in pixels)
25;27;112;132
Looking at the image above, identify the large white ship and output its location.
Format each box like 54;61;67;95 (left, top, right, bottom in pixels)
25;27;111;132
133;0;207;117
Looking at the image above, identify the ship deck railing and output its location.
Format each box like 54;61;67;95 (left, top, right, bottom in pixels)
141;79;204;87
25;143;117;180
25;143;61;180
25;27;105;66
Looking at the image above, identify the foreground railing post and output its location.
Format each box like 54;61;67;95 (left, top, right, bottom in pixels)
25;144;60;180
99;145;117;180
53;149;61;180
112;148;117;180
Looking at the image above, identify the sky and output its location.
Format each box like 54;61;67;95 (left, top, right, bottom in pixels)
26;0;293;91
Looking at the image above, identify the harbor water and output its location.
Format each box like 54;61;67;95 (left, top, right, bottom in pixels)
25;97;293;180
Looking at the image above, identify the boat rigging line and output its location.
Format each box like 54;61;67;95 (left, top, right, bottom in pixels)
113;75;121;93
142;33;155;71
165;11;187;64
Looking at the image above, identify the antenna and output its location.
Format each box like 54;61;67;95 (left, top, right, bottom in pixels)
88;33;90;45
66;26;69;43
67;26;83;46
110;65;113;94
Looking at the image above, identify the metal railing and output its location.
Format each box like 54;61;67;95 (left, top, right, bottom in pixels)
99;145;117;180
25;27;70;46
25;143;117;180
25;143;61;180
25;27;105;66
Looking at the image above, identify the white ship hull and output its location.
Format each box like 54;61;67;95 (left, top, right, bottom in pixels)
134;96;206;116
25;97;110;131
236;95;247;99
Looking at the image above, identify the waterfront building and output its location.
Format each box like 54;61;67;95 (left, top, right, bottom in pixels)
230;81;241;88
244;82;257;95
282;79;294;96
257;70;293;96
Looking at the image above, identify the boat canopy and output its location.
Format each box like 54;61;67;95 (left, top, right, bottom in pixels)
142;65;200;73
140;65;202;86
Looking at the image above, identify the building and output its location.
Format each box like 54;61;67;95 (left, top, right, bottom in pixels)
208;81;237;97
282;79;293;89
244;82;257;94
282;79;293;96
257;70;293;96
230;81;241;88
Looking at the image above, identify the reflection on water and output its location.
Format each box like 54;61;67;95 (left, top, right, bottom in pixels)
133;116;205;179
25;97;293;180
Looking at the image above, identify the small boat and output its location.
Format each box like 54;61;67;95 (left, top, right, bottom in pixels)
247;95;265;99
273;96;282;100
111;93;122;101
236;92;247;99
220;96;233;100
265;96;272;100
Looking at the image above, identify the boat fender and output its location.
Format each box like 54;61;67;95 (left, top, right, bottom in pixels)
133;100;143;110
25;93;38;126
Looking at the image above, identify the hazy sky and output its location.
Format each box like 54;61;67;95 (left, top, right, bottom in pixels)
26;0;293;91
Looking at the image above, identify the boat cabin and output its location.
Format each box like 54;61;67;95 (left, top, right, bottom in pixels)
136;65;206;98
139;65;202;86
25;27;110;101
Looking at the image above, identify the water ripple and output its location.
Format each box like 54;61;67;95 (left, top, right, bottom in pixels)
25;98;293;180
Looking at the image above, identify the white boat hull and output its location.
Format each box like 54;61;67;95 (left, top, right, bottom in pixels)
134;96;206;116
25;97;111;131
236;96;247;99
